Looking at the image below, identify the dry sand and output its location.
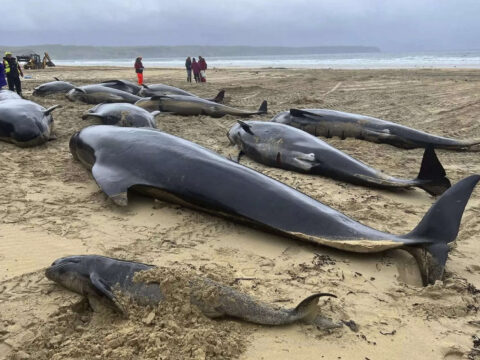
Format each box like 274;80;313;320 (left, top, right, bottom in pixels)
1;66;479;359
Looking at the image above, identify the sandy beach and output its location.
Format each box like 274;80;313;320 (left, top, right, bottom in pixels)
1;66;479;359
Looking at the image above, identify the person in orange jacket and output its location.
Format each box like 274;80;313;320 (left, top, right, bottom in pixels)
134;56;144;85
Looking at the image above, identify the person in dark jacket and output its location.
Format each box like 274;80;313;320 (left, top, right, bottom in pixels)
185;56;192;83
191;58;201;83
3;52;23;95
198;56;207;83
134;57;144;85
0;61;6;89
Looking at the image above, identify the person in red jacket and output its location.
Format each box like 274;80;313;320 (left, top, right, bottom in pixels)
134;57;144;85
198;56;207;82
191;58;201;83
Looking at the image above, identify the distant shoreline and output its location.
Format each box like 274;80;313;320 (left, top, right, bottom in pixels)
16;50;475;70
0;45;380;60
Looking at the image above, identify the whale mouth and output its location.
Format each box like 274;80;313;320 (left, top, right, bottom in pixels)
69;132;81;160
45;257;82;280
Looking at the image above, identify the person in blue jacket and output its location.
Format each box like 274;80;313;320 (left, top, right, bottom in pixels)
0;60;6;89
3;52;23;95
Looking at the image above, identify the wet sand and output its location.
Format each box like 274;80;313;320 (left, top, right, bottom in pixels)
1;66;479;359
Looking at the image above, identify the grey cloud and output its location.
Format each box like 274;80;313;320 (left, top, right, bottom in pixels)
1;0;480;51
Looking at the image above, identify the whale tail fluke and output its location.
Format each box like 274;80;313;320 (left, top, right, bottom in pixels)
465;140;480;151
291;293;343;329
294;293;336;318
415;145;451;196
403;174;480;285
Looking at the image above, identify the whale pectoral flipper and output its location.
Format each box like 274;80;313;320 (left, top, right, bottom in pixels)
82;113;104;121
362;128;394;139
402;174;480;284
237;120;254;135
290;152;317;171
89;272;122;310
91;162;136;206
235;151;245;163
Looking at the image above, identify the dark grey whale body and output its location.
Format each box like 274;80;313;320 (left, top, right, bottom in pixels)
0;90;22;101
33;78;76;96
82;103;158;128
138;83;225;103
228;121;451;196
135;95;266;117
272;109;480;151
45;255;339;328
0;99;59;147
69;125;480;285
99;79;142;95
66;85;142;104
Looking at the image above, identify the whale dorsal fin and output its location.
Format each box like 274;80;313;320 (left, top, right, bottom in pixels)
210;89;225;103
102;80;124;85
258;100;268;114
237;120;254;135
74;87;87;94
53;77;60;81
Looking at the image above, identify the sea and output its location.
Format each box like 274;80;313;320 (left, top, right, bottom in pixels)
53;50;480;69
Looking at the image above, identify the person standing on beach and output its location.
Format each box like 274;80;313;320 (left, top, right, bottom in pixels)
191;58;201;83
0;60;6;90
198;56;207;83
3;52;23;96
185;56;192;83
134;57;144;85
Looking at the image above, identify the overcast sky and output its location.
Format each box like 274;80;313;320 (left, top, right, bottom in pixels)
1;0;479;52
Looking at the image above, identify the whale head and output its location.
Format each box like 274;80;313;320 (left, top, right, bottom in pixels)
45;256;92;295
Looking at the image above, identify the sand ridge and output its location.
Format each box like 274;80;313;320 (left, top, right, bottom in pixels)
0;67;479;359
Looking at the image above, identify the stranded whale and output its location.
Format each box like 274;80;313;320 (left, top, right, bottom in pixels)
272;109;480;151
46;255;341;329
69;125;480;285
227;121;451;195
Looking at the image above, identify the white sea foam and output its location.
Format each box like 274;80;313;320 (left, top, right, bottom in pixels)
54;51;480;69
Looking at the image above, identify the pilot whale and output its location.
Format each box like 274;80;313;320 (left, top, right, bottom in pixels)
227;121;451;195
69;125;480;285
272;109;480;151
46;255;341;329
